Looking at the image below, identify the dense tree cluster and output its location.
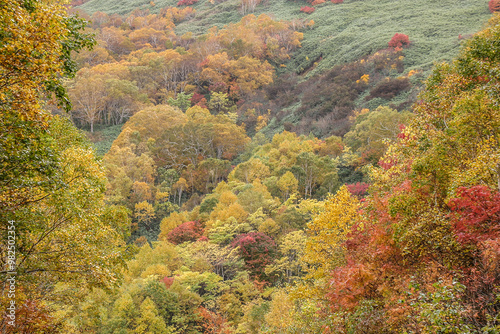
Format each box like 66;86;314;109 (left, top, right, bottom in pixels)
66;8;304;133
4;0;500;333
265;13;500;333
79;12;500;334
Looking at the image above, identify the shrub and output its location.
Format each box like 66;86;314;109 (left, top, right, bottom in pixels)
162;276;174;289
191;92;205;105
300;6;315;14
331;0;343;3
177;0;198;6
346;182;369;198
167;221;204;244
367;77;411;100
388;33;410;48
489;0;500;13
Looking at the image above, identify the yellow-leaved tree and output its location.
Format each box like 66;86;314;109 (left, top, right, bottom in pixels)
1;117;131;332
297;185;362;301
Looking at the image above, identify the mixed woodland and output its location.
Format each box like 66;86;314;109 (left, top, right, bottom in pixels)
2;0;500;332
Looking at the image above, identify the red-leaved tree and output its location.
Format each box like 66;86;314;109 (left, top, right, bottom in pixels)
167;221;204;244
448;185;500;326
231;232;277;280
448;185;500;245
162;276;175;289
346;182;370;198
300;6;316;14
198;307;233;334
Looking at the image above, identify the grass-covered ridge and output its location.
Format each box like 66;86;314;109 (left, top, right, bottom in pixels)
79;0;491;77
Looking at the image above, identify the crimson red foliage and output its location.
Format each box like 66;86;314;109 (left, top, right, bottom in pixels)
396;124;407;139
489;0;500;13
331;0;343;3
388;33;410;49
448;186;500;325
346;182;369;198
448;185;500;245
231;232;277;279
167;221;204;245
177;0;198;6
378;157;397;171
300;6;316;14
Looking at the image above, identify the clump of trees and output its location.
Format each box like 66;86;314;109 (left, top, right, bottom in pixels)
67;9;304;133
10;0;500;332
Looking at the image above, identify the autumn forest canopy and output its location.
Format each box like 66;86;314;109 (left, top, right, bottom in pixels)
2;0;500;332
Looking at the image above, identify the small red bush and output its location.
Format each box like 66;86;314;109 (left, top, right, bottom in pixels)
300;6;316;14
489;0;500;13
191;92;205;105
331;0;343;3
388;33;410;49
177;0;198;6
162;276;174;289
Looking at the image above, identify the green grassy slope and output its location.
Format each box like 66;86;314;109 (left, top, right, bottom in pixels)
79;0;491;77
291;0;490;76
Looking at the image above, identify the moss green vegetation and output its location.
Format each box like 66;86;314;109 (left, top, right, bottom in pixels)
88;123;123;156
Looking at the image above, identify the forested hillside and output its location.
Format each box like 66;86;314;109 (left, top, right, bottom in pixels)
70;0;491;142
2;0;500;332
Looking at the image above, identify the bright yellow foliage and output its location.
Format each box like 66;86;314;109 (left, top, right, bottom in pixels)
300;185;362;299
